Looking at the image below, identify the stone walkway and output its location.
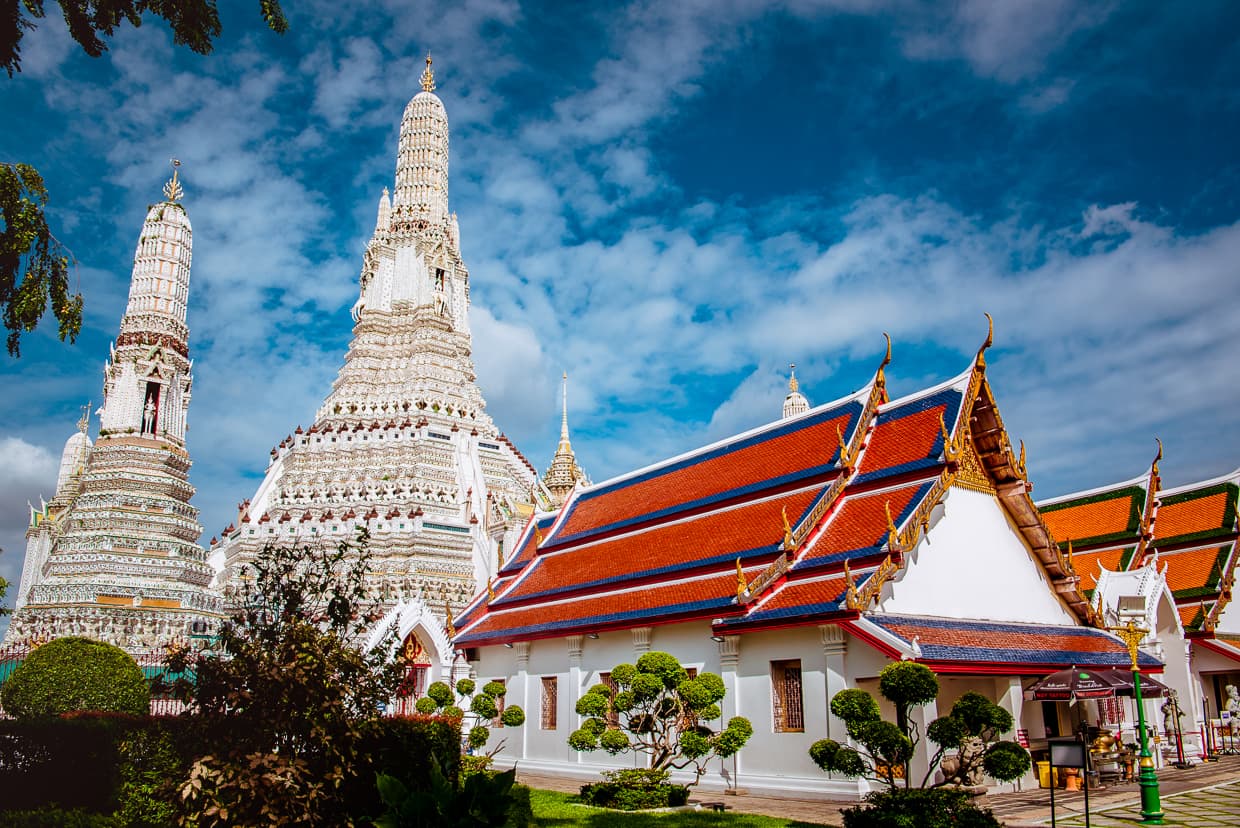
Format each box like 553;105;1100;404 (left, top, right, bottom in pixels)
517;755;1240;827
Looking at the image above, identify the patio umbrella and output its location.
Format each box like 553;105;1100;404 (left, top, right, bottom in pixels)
1027;667;1118;701
1096;669;1169;698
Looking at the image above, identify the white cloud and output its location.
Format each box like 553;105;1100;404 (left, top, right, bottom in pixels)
0;438;59;594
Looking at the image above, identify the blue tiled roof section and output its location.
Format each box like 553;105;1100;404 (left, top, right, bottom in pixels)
854;387;964;485
870;614;1162;669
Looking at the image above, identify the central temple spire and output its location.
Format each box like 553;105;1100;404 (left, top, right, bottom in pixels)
544;372;589;505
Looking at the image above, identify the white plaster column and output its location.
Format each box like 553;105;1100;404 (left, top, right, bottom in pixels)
568;635;584;765
820;625;849;741
996;676;1028;790
632;626;652;657
908;695;940;787
515;641;530;760
717;635;741;780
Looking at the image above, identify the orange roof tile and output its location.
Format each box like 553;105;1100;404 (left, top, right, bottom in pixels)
1153;483;1237;547
717;574;850;629
1070;546;1134;592
1153;544;1233;597
1040;488;1144;547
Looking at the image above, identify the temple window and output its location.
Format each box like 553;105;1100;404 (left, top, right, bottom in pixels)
771;659;804;733
540;677;558;730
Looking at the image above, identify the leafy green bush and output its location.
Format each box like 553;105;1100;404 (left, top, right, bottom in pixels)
840;788;1000;828
568;651;751;785
0;809;121;828
374;759;517;827
811;666;1030;792
0;638;148;718
115;725;183;827
578;768;689;810
458;754;492;779
415;676;523;756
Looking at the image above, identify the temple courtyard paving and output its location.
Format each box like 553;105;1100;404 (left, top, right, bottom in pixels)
517;755;1240;826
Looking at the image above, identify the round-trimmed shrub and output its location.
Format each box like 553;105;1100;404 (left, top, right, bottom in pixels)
0;637;148;718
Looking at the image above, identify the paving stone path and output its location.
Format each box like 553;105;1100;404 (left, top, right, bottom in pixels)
1045;780;1240;827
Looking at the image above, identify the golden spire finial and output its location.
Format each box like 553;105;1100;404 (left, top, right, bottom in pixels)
163;158;183;202
788;363;799;393
421;53;436;92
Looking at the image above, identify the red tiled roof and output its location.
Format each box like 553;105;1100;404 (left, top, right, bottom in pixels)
499;488;822;603
716;574;850;630
858;405;947;478
456;571;748;645
860;615;1158;671
794;480;936;571
550;403;860;543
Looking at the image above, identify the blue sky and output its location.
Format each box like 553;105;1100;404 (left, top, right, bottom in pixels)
2;0;1240;612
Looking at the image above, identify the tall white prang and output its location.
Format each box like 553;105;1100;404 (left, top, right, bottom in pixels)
209;59;545;675
6;166;224;653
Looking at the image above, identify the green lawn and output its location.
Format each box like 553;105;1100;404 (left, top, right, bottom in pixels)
529;789;830;827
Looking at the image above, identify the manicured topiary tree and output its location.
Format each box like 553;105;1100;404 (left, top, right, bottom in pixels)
417;678;525;752
568;651;753;786
810;662;1030;791
0;636;149;717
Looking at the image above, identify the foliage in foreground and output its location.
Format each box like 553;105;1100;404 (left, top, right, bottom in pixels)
580;768;690;811
0;636;148;718
568;651;753;785
840;788;1000;828
167;530;408;826
374;759;519;828
416;677;525;752
809;662;1030;790
528;787;830;826
0;163;82;357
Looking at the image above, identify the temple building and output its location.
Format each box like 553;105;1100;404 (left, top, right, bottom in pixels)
1038;456;1240;758
208;58;545;683
541;374;589;506
5;168;224;653
452;325;1155;798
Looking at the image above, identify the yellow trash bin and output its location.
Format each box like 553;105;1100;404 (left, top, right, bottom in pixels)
1037;760;1052;788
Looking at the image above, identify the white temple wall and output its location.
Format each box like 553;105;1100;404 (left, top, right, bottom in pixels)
1213;598;1239;634
881;488;1079;625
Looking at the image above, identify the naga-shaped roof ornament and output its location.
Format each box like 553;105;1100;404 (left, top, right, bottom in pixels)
444;598;455;639
735;557;748;601
421;53;436;92
975;312;994;369
875;332;892;398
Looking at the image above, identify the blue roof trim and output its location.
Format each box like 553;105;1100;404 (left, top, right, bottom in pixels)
547;401;863;545
716;594;849;628
913;643;1159;668
499;516;558;576
854;388;963;485
870;615;1162;668
455;594;737;644
790;480;936;574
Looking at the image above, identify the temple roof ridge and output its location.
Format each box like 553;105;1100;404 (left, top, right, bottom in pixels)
876;361;972;418
1158;465;1240;496
1035;470;1153;508
576;384;871;496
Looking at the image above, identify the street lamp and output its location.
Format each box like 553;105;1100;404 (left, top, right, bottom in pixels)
1109;619;1163;824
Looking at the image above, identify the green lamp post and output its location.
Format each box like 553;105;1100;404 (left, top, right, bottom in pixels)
1111;620;1163;824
